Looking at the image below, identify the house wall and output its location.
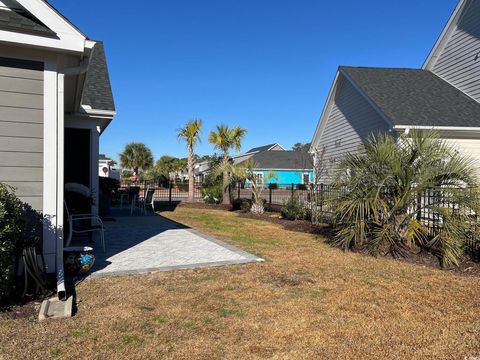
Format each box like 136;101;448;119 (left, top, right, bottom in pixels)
313;75;390;182
431;0;480;102
254;169;314;185
443;137;480;176
0;57;44;210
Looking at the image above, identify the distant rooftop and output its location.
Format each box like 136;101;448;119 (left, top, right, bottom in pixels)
244;143;285;154
245;150;313;170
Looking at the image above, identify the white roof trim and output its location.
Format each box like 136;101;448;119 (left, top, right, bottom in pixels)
394;125;480;132
266;143;285;151
0;0;86;53
423;0;470;70
80;105;116;117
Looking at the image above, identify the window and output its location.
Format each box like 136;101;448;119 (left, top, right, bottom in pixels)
302;173;310;185
254;172;264;185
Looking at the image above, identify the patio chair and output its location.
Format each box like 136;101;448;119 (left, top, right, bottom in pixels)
131;188;156;215
64;201;106;252
141;188;156;215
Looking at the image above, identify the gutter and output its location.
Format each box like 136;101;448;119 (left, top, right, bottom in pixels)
56;57;90;300
394;125;480;133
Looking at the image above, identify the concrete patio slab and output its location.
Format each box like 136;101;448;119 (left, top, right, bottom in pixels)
85;210;262;278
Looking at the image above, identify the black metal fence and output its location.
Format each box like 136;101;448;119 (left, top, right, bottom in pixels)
120;180;203;204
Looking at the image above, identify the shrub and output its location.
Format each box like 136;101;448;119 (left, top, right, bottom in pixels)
296;184;308;191
99;177;120;197
0;184;25;305
268;183;279;190
332;131;480;267
202;183;223;204
281;196;306;220
232;198;251;211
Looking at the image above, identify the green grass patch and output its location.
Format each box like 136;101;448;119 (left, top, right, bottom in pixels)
217;308;244;318
50;348;62;358
122;335;144;346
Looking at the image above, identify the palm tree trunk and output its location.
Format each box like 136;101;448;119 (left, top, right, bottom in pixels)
188;146;194;202
222;151;231;205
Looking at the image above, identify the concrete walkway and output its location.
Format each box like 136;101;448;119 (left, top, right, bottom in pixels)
86;209;262;278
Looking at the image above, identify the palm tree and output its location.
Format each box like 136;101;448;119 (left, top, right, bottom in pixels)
208;124;247;205
332;130;479;267
119;142;154;180
177;118;203;202
223;159;277;213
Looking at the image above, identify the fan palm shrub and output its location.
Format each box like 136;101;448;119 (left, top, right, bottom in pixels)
331;130;479;267
217;160;276;214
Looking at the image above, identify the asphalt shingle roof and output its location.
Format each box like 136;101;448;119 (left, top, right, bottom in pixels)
0;8;55;37
245;144;278;154
340;66;480;127
82;42;115;112
245;151;313;170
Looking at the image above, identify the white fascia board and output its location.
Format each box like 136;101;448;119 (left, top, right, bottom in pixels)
309;70;340;153
394;125;480;132
267;143;286;151
423;0;469;70
2;0;87;53
80;105;116;117
0;30;84;53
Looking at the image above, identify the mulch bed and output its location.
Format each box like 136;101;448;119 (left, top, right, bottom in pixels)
0;302;39;319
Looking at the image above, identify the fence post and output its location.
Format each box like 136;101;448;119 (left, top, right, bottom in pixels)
320;183;324;213
269;186;272;209
169;182;172;206
291;183;295;199
238;181;241;200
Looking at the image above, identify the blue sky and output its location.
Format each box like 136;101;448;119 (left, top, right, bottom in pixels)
51;0;457;161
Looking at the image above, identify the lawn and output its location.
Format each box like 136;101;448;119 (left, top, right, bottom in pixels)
1;207;480;359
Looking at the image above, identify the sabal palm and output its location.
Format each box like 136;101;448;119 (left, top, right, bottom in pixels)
208;124;247;205
119;142;154;175
177;118;202;202
222;159;277;213
332;130;479;267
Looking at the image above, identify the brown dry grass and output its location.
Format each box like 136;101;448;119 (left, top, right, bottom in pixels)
1;207;480;360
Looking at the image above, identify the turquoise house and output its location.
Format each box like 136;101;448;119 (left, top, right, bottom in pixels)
232;143;314;187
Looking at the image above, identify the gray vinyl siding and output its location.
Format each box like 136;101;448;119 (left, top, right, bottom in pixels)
0;58;43;211
317;76;389;181
432;0;480;102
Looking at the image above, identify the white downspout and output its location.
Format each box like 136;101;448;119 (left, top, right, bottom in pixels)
56;58;90;300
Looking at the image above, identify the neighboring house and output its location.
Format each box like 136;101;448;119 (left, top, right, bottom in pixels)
232;143;285;165
98;154;120;181
0;0;115;297
310;0;480;182
234;144;314;186
193;160;210;183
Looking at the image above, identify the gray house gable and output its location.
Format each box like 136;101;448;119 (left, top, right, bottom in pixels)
424;0;480;102
311;72;390;169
